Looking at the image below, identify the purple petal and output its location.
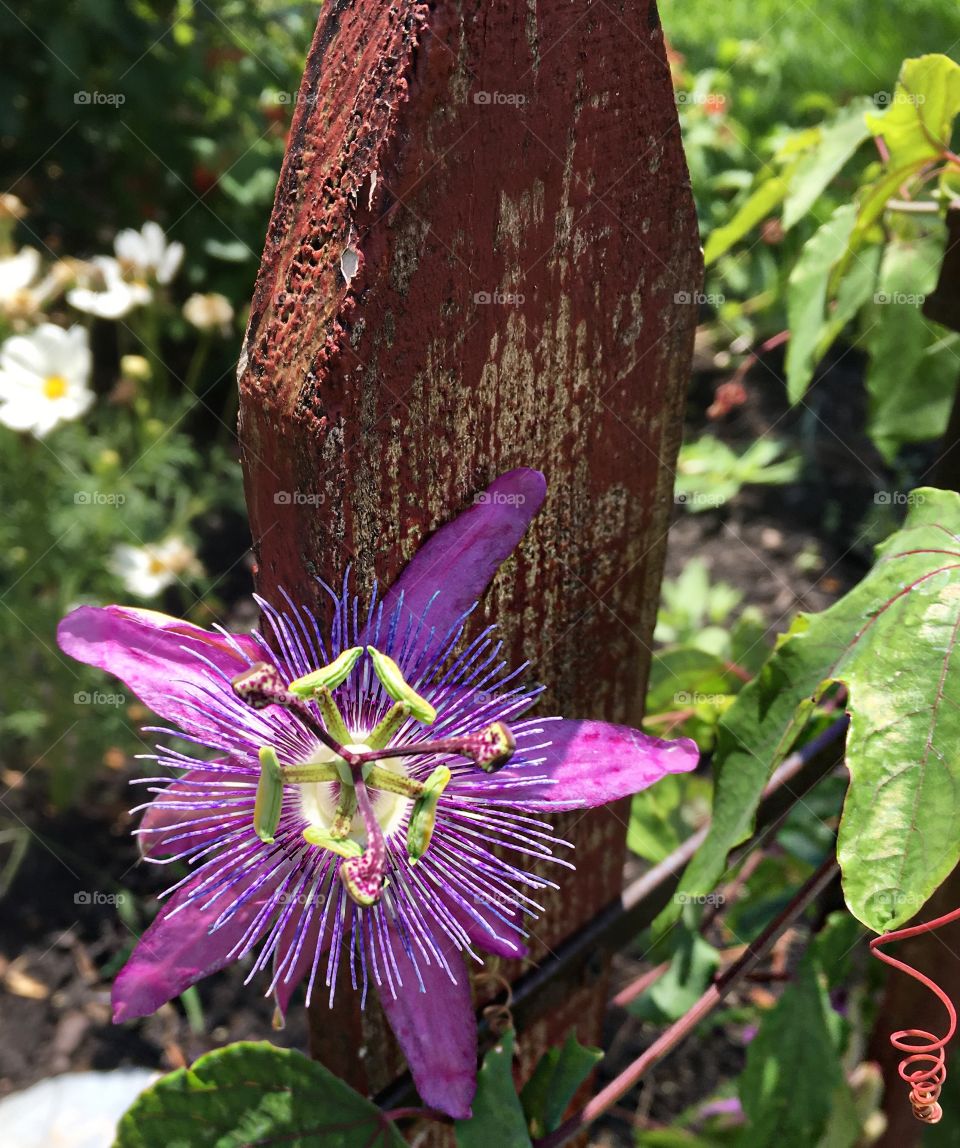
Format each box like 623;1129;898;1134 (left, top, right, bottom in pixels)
58;605;259;726
380;922;477;1119
501;719;699;809
137;767;236;859
273;911;331;1018
113;868;281;1021
376;469;546;653
448;898;528;961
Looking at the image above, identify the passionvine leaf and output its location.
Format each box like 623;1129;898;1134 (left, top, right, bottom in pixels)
739;958;856;1148
673;488;960;932
455;1030;532;1148
520;1030;602;1137
112;1041;405;1148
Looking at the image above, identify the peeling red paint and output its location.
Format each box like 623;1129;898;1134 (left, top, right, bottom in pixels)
238;0;702;1112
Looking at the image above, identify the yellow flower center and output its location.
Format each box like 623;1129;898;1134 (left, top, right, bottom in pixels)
148;557;169;575
43;374;68;400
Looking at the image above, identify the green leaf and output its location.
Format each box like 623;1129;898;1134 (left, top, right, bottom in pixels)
739;959;853;1148
113;1041;405;1148
784;204;858;404
628;772;712;863
520;1031;602;1138
675;438;800;511
840;55;960;272
782;100;872;230
865;55;960;173
704;175;789;266
648;926;721;1021
455;1030;531;1148
812;241;881;363
862;237;958;461
646;647;737;716
673;489;960;933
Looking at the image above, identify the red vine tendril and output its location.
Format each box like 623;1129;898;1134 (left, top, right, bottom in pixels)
870;905;960;1124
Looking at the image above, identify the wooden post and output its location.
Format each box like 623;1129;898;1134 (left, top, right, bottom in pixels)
237;0;701;1108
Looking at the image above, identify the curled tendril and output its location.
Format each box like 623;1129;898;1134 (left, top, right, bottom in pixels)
475;970;515;1037
869;905;960;1125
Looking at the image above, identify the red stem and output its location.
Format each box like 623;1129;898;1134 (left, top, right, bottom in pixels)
535;857;840;1148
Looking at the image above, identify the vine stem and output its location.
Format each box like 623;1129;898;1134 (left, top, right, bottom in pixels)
534;856;840;1148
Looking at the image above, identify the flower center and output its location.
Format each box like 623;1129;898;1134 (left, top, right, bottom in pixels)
43;374;68;400
231;648;516;909
298;742;411;845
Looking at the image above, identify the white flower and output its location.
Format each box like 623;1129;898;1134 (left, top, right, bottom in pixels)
0;323;94;437
109;537;203;598
0;248;41;303
67;256;152;319
182;292;234;335
114;221;183;285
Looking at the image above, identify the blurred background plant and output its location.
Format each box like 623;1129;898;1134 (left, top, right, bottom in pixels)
664;0;960;505
0;1;320;805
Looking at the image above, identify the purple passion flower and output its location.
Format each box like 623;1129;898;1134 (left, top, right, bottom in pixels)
58;469;698;1118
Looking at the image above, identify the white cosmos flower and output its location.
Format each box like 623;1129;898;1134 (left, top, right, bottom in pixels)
109;537;203;598
0;323;94;437
0;248;41;303
182;292;234;335
114;221;183;285
68;256;152;319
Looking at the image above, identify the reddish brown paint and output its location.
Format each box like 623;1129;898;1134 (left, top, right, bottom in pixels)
238;0;702;1119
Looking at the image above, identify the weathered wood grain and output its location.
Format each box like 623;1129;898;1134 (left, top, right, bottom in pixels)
238;0;701;1113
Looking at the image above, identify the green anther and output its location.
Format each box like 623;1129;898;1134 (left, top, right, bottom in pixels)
302;825;363;858
254;746;285;843
287;646;364;698
311;684;351;745
366;764;426;799
406;765;451;864
367;701;412;750
366;646;437;724
330;785;358;839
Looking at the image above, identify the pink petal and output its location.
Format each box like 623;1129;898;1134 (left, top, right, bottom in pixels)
136;766;242;859
376;469;546;653
379;922;477;1119
112;867;282;1021
58;605;259;726
497;719;700;809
